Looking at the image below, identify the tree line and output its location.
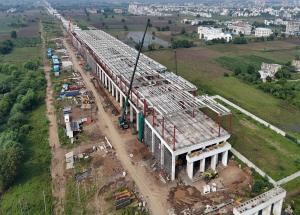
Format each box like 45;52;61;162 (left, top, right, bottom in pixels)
0;61;46;194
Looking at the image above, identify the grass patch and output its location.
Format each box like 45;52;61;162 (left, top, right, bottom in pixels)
215;55;275;73
64;178;97;215
0;46;42;66
228;107;300;180
0;105;53;214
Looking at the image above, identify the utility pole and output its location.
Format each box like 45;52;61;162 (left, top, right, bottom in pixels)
174;49;178;75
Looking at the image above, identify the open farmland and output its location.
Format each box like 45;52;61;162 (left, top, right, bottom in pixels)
0;10;41;41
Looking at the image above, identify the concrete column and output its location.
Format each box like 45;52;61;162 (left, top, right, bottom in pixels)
120;94;123;108
136;110;140;132
130;105;134;122
171;155;176;181
187;161;194;180
273;199;283;215
211;154;217;171
151;131;155;153
200;158;206;172
116;89;119;102
105;75;107;88
108;80;111;92
112;85;115;97
161;144;164;166
222;150;228;166
262;205;272;215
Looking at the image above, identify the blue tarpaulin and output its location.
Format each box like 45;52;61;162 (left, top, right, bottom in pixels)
53;58;60;65
53;65;60;72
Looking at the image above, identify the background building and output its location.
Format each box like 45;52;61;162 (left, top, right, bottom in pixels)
255;27;273;37
198;26;232;42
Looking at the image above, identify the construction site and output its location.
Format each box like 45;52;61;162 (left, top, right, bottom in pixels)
44;1;289;215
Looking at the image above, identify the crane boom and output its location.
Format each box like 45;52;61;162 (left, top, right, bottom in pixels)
119;19;151;129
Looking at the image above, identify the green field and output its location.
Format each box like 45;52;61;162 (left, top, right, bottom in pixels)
146;41;300;179
0;105;53;215
0;46;42;66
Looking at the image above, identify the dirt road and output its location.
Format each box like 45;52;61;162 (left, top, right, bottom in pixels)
41;22;66;215
63;38;169;215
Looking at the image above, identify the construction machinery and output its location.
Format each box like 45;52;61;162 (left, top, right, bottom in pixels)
118;19;150;129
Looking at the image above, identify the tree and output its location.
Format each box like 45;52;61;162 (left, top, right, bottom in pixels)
247;65;256;74
234;67;242;75
148;43;155;51
24;60;39;71
171;40;194;49
0;40;14;55
0;146;22;192
0;131;23;192
10;30;17;39
181;28;186;35
232;37;248;44
135;42;142;51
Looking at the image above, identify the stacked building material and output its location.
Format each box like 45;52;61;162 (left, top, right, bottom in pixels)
114;190;134;210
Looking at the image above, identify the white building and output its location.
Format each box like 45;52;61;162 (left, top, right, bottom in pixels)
292;60;300;72
258;63;282;82
255;27;273;37
228;21;252;35
198;26;232;42
286;21;300;35
113;8;123;14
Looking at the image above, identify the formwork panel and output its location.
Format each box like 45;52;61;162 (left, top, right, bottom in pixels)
144;124;152;149
87;53;96;72
164;148;172;176
154;134;161;163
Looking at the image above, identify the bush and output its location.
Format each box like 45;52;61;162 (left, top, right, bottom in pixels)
171;40;194;49
24;60;40;71
251;177;272;195
0;40;14;55
232;37;248;44
10;31;17;39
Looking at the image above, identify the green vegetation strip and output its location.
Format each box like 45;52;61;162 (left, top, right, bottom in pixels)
0;105;53;214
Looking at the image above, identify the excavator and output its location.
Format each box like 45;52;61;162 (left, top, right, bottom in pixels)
118;19;151;129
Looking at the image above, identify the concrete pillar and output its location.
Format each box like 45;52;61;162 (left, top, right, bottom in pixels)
112;85;115;97
273;199;283;215
115;89;119;102
151;131;155;153
120;94;123;108
262;205;272;215
211;154;217;171
130;105;134;122
171;155;176;181
108;80;111;92
187;161;194;180
161;144;164;166
200;158;206;172
222;150;228;166
105;75;107;88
